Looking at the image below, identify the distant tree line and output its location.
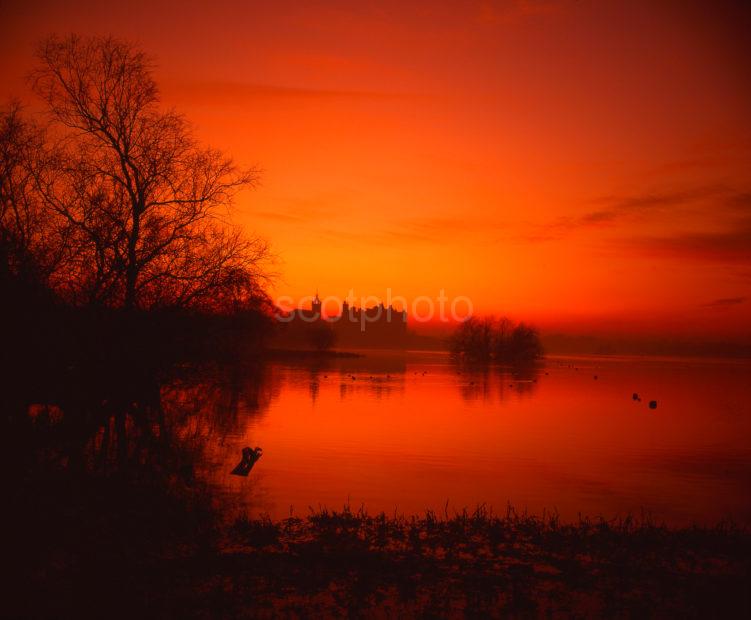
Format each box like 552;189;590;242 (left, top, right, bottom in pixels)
1;35;270;317
450;316;543;362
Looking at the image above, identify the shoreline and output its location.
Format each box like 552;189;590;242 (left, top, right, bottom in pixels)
262;348;365;360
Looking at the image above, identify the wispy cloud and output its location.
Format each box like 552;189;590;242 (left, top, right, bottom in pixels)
574;185;728;229
625;223;751;264
380;216;495;243
523;185;731;243
252;210;310;224
619;188;751;263
251;196;342;225
725;192;751;211
520;186;751;263
288;214;502;248
701;297;747;309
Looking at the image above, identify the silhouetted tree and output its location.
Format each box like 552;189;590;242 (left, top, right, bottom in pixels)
451;315;543;362
309;322;337;351
450;316;495;361
0;102;58;289
508;322;544;361
25;34;269;311
493;316;513;360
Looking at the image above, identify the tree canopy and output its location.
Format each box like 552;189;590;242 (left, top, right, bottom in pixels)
1;34;270;313
450;316;543;362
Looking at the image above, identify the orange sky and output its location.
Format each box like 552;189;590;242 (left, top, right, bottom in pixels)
2;0;750;339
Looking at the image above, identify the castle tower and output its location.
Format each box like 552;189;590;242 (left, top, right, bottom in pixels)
312;291;322;318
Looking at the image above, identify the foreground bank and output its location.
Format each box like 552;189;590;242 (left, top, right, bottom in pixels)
10;501;750;617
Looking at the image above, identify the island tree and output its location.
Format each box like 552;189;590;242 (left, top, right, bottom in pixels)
450;316;543;362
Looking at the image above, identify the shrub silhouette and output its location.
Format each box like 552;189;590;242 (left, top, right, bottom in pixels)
451;316;543;362
309;322;337;351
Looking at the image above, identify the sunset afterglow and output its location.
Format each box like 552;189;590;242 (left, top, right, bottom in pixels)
4;3;751;616
3;0;749;339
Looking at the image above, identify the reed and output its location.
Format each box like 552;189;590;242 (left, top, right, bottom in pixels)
219;503;750;617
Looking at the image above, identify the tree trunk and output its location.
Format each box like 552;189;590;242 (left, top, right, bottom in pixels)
124;210;140;310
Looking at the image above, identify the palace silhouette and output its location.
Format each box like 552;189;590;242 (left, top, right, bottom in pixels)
285;293;408;348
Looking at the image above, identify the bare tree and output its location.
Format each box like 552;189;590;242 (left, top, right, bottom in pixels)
29;34;269;310
0;102;55;283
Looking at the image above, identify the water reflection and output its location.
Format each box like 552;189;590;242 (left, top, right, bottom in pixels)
456;361;541;402
7;352;751;532
228;353;750;525
6;358;283;617
9;360;277;513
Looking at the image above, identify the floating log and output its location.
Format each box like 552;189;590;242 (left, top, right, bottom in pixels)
231;446;263;476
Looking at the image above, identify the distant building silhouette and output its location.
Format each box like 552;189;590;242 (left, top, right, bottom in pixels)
288;293;408;348
312;292;322;318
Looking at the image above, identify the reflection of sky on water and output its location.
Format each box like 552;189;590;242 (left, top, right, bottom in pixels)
198;353;751;526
